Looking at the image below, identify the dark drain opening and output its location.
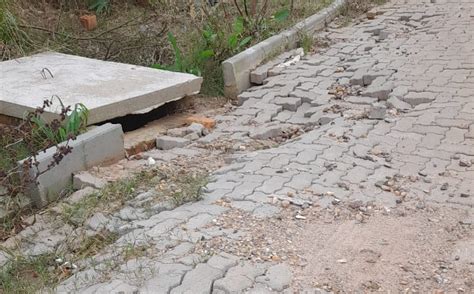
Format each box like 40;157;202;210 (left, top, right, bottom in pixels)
96;100;180;132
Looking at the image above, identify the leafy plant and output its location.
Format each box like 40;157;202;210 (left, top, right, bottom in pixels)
29;96;89;144
0;97;88;240
88;0;110;14
273;8;290;22
227;17;252;53
151;32;214;76
0;253;60;293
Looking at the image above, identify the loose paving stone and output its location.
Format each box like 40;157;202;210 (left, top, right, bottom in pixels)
256;263;292;291
73;171;107;190
249;125;284;140
65;187;96;204
156;136;190;150
368;102;387;120
27;0;474;292
85;212;109;231
387;95;412;112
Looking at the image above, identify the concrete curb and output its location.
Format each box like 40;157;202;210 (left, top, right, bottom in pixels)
20;123;125;208
222;0;347;98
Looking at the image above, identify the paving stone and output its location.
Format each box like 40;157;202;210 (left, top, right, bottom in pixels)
273;97;302;111
142;149;178;161
368;102;387;120
252;204;281;218
387;95;412;112
345;96;378;105
403;91;437;106
85;212;109;231
156;136;190;150
167;127;189;137
52;1;474;291
310;111;340;125
169;263;221;294
146;218;184;238
186;213;214;230
207;253;239;271
65;187;96;204
72;171;107;190
213;262;267;293
140;263;190;294
362;77;394;100
256;263;292;291
249;125;283;139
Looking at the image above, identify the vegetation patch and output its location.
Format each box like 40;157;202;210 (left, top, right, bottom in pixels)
61;169;159;226
71;230;118;261
1;0;335;95
0;98;89;241
0;253;60;294
170;173;209;206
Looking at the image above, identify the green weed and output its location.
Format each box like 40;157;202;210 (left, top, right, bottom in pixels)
88;0;110;14
0;253;59;294
30;96;89;145
72;231;118;260
61;169;159;226
171;173;208;206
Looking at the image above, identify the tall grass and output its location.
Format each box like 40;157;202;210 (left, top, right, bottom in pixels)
0;0;31;59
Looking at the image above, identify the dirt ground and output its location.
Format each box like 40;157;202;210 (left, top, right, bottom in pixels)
292;204;474;293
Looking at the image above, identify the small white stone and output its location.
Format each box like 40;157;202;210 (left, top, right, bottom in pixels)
147;157;156;166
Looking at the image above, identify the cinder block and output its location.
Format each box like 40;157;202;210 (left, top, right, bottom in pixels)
20;123;124;208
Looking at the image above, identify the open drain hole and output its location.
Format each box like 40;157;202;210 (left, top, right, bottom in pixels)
96;100;181;132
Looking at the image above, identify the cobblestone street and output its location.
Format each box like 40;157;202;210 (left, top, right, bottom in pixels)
2;0;473;292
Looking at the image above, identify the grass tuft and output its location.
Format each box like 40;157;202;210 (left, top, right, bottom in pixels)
0;253;59;294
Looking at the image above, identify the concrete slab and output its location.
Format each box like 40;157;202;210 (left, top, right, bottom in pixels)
0;52;202;124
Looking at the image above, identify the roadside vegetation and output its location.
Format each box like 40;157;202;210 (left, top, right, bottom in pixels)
0;97;89;241
1;0;334;95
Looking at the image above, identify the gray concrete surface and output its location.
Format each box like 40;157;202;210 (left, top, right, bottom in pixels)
0;52;202;124
2;0;473;292
22;123;124;207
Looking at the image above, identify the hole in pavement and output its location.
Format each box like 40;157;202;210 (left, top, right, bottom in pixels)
96;100;180;132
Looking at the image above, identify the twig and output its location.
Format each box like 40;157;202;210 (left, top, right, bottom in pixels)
18;18;138;41
243;0;249;18
233;0;246;20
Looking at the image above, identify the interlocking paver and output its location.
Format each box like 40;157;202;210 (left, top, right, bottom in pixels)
46;0;474;292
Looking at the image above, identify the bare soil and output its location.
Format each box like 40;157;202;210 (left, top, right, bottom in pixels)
196;201;473;293
292;204;474;293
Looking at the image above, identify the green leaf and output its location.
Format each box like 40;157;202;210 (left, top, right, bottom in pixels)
199;49;214;60
58;128;67;142
188;68;201;76
228;35;238;49
151;63;165;69
238;36;252;48
88;0;109;14
273;9;290;22
167;32;183;71
232;17;244;35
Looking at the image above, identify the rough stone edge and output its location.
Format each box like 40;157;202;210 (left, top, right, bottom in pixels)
19;123;125;208
222;0;347;98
